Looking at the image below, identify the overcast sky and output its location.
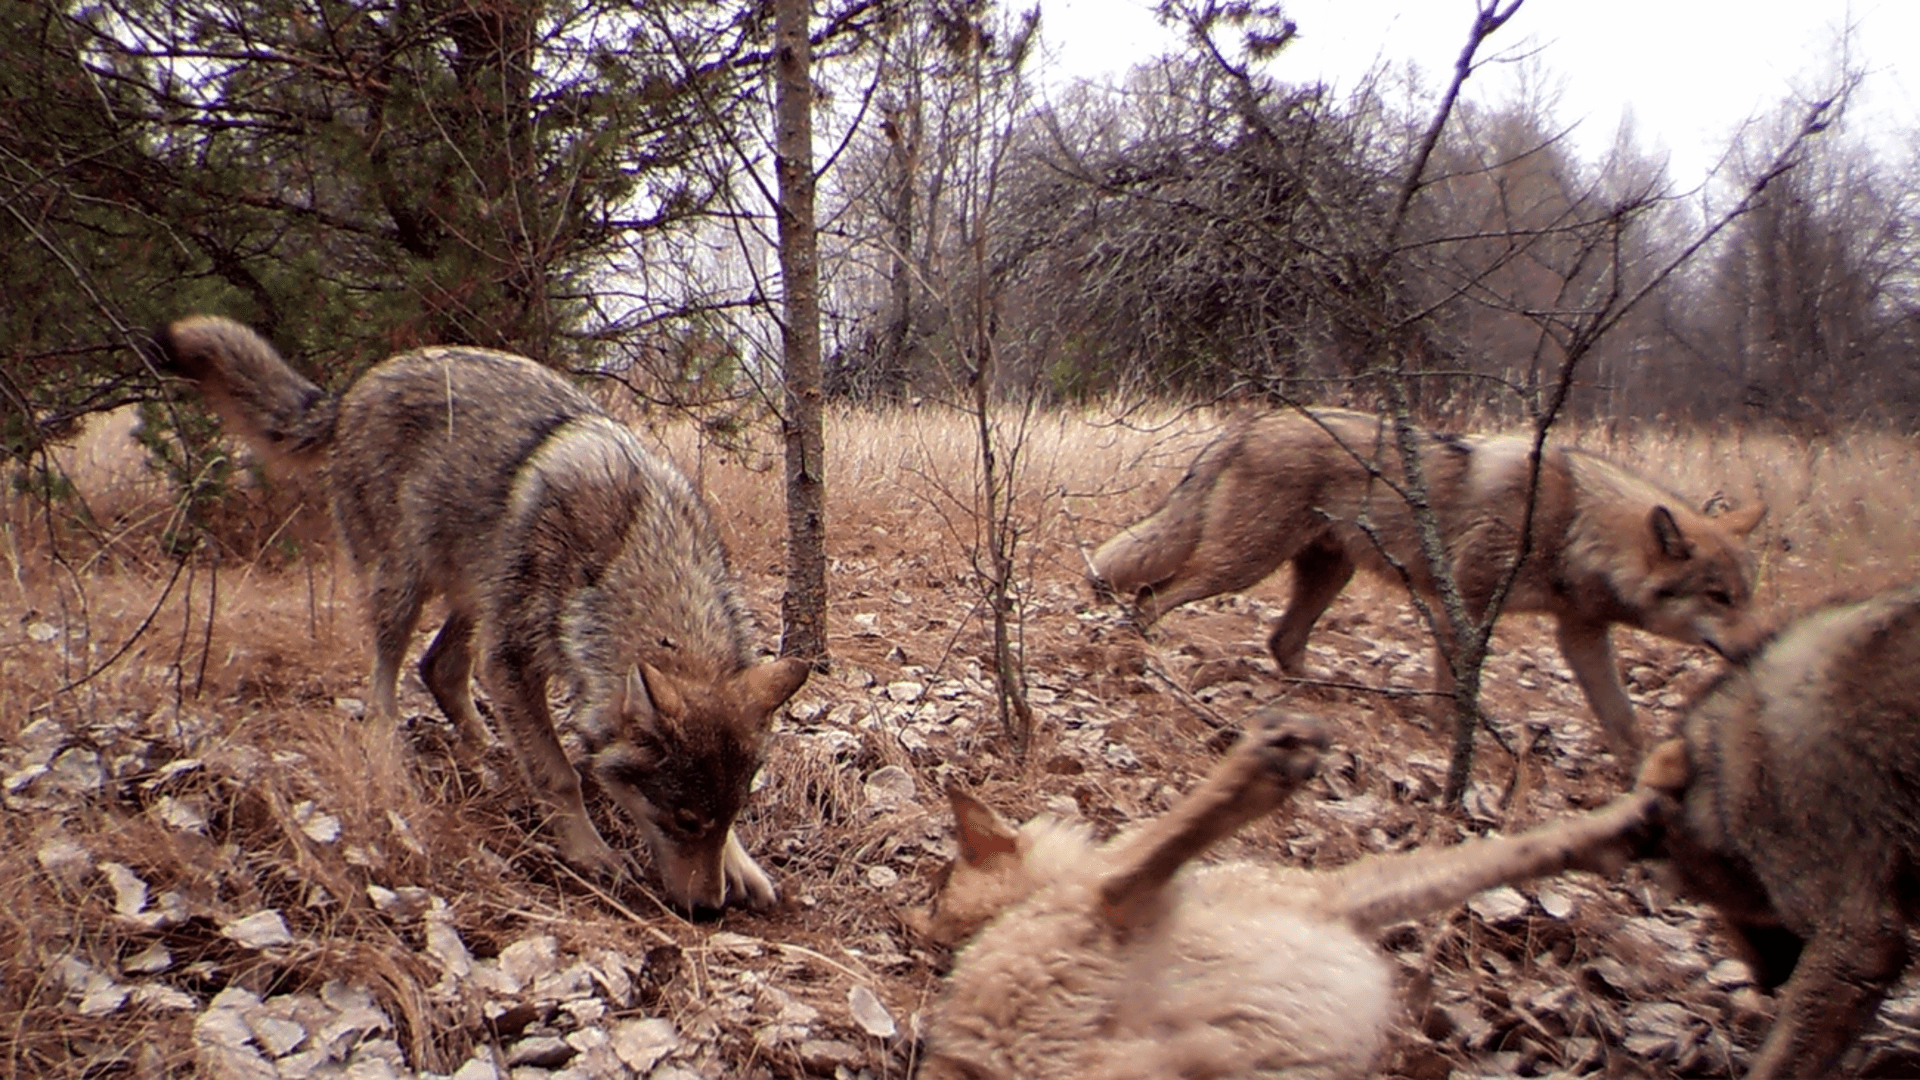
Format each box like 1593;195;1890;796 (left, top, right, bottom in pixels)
1029;0;1918;190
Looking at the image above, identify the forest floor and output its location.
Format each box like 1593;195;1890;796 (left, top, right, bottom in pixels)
8;402;1920;1079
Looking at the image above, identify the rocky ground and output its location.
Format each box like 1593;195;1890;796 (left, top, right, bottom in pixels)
9;411;1920;1079
13;567;1920;1080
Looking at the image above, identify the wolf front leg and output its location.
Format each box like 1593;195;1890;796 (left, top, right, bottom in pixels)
485;655;622;875
1746;925;1908;1080
722;829;778;910
1555;617;1643;759
1098;707;1327;930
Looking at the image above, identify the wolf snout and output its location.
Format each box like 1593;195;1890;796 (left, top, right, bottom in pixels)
663;871;729;917
1700;622;1767;664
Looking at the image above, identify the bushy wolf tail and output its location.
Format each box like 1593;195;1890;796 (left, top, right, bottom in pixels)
156;315;337;466
1089;432;1234;600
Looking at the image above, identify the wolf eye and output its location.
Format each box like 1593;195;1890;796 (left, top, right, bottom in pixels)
1707;589;1734;606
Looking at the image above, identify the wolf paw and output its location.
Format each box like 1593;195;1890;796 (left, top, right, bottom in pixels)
1636;738;1691;795
1240;705;1329;785
557;825;625;879
724;836;779;911
727;863;778;911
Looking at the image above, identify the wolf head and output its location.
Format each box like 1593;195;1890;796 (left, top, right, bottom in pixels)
1622;501;1768;662
588;657;809;912
906;790;1101;949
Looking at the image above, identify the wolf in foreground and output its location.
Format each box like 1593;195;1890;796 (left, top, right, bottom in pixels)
1092;409;1767;755
1645;586;1920;1079
158;315;808;911
912;705;1682;1080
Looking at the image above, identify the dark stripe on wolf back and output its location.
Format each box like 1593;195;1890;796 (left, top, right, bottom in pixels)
486;417;593;679
492;417;648;633
498;410;590;490
404;406;585;572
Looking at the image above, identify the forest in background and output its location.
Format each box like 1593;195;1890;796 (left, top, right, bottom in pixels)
6;0;1913;794
5;0;1919;479
9;6;1920;1075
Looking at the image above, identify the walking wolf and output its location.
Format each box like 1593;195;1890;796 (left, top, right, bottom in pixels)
1093;409;1766;755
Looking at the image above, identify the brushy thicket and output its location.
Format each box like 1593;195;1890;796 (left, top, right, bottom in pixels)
6;403;1920;1079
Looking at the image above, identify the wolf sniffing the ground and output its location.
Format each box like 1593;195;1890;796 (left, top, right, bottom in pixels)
158;315;808;912
910;704;1682;1080
1092;409;1767;756
1642;586;1920;1078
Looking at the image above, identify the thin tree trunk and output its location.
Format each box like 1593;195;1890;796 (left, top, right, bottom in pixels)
774;0;828;668
881;100;918;396
961;50;1033;752
972;312;1033;752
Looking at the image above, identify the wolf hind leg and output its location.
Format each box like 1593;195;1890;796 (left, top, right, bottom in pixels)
365;572;427;721
1324;781;1667;934
419;608;492;754
1268;537;1355;674
1746;926;1907;1080
1130;521;1308;627
1099;706;1327;930
1728;921;1807;991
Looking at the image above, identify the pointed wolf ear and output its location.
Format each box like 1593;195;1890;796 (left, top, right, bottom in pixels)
1711;500;1767;538
948;788;1018;867
736;657;811;722
619;662;685;729
1648;506;1693;560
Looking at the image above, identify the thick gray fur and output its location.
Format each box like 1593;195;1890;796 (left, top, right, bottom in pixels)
159;315;808;911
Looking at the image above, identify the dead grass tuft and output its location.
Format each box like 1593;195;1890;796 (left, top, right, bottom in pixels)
5;404;1919;1078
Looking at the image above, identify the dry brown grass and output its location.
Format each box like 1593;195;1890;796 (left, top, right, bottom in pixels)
5;403;1920;1079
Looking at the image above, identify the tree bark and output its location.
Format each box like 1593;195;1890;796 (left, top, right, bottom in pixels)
774;0;829;668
